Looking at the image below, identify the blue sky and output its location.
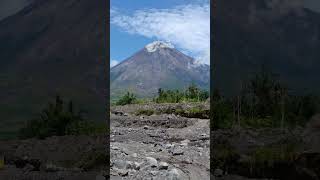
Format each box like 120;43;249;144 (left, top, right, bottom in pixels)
110;0;210;67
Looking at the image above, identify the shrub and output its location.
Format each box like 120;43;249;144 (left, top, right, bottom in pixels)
19;95;105;139
65;121;107;136
116;92;137;106
135;109;155;116
154;85;209;103
155;89;184;103
184;107;210;119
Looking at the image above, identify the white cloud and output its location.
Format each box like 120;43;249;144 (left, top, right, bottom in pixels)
111;3;210;65
110;59;119;67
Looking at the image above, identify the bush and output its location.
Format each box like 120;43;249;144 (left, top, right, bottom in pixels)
184;107;210;119
154;84;209;103
135;109;155;116
157;106;209;119
19;95;105;139
65;121;107;136
155;89;184;103
116;92;137;106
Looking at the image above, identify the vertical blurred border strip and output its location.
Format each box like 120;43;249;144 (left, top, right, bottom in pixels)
105;0;111;178
0;154;3;170
210;0;216;178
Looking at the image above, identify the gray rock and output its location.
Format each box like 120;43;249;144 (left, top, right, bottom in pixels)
172;147;184;156
180;139;190;146
114;111;124;116
113;160;127;169
165;143;174;149
113;168;129;176
125;161;134;169
128;169;137;176
145;157;158;167
183;157;193;164
167;168;181;180
159;162;169;170
131;153;138;158
167;114;176;119
150;170;158;176
111;146;120;151
133;162;141;170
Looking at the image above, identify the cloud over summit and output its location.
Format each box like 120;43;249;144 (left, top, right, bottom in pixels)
111;3;210;64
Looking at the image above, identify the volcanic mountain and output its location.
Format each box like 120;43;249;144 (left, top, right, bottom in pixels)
110;41;210;98
0;0;107;137
214;0;320;96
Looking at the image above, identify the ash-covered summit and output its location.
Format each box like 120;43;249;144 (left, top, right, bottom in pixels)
145;41;174;52
111;41;209;98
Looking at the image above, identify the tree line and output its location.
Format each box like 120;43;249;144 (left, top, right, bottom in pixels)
115;84;209;105
212;67;320;129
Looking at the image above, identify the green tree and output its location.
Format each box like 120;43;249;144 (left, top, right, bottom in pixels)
116;92;137;105
186;83;200;99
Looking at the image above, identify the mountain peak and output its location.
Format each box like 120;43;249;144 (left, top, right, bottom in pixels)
145;41;174;52
111;40;209;98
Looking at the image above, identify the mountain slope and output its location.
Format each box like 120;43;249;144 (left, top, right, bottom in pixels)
111;41;209;98
0;0;33;21
0;0;107;137
214;0;320;96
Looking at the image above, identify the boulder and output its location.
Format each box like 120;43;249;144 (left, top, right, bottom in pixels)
159;162;169;170
172;147;184;156
167;168;181;180
145;157;158;168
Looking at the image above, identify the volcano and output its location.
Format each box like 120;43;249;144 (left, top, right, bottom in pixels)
214;0;320;96
0;0;107;137
110;41;210;98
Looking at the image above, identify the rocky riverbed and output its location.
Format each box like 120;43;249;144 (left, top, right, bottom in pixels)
0;135;109;180
211;116;320;180
0;102;319;180
110;103;210;180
